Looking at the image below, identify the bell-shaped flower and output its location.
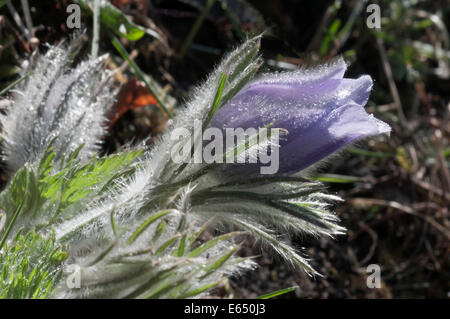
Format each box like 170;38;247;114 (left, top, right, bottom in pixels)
210;58;391;174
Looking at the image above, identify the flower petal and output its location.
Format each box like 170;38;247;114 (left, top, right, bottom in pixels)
279;102;391;173
246;57;347;88
332;75;373;107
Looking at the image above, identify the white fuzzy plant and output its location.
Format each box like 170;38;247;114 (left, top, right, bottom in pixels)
0;36;344;299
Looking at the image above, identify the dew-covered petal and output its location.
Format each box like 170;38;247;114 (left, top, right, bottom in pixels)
211;64;390;174
332;75;373;107
245;57;347;89
211;83;333;131
278;102;391;173
211;71;373;135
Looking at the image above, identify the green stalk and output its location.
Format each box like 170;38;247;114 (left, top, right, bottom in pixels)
0;199;25;250
256;286;299;299
0;72;31;96
91;0;101;58
179;0;217;59
203;72;227;130
111;35;173;118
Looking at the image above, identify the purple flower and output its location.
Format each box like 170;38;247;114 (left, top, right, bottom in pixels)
210;58;391;174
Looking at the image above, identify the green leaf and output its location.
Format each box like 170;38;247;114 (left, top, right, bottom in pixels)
179;281;219;298
188;231;241;258
79;0;160;41
0;73;31;96
110;210;118;238
111;35;173;118
0;231;67;298
152;220;166;243
255;286;298;299
156;235;181;255
144;276;189;299
0;146;143;238
216;0;266;39
123;266;178;299
127;210;174;244
0;198;25;250
188;218;214;247
179;0;217;58
201;246;239;278
310;173;361;183
203;72;227;130
85;241;117;267
320;18;341;56
177;234;187;257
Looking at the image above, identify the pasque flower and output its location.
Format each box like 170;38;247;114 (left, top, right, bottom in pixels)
210;58;391;174
0;36;392;297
